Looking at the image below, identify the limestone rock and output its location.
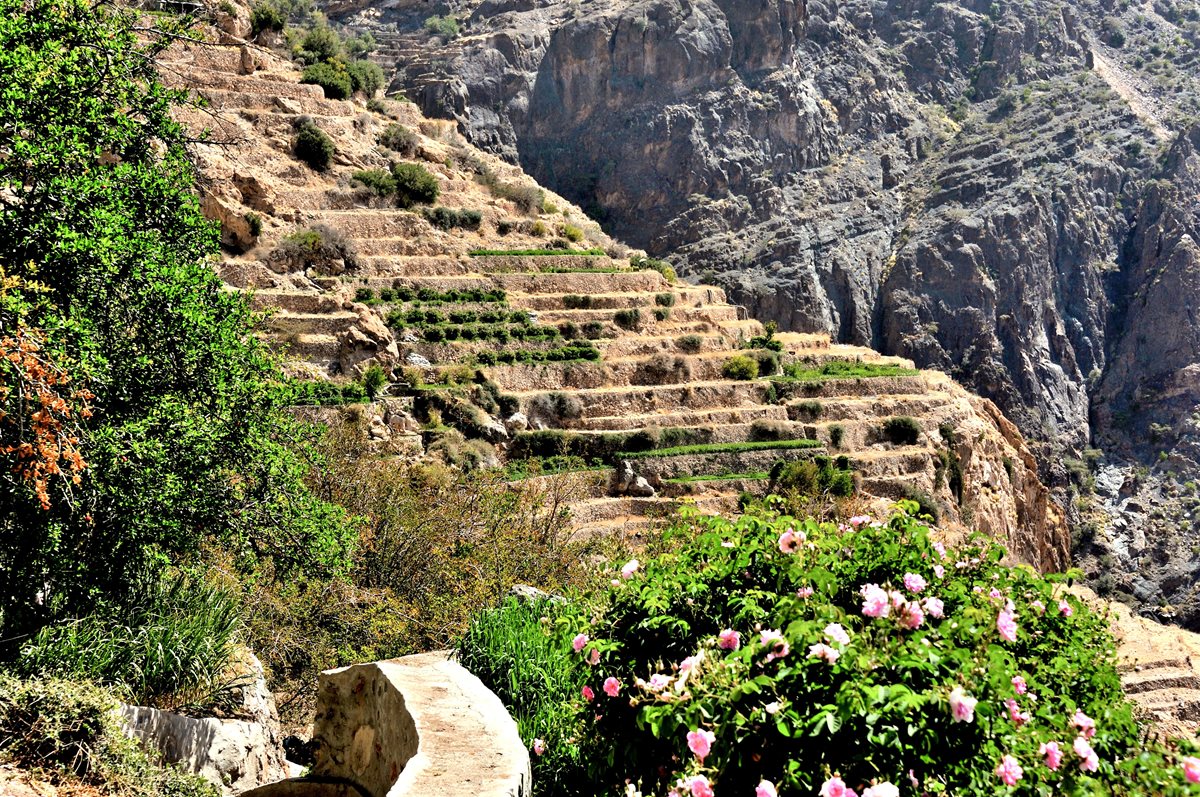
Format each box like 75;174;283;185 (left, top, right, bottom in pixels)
610;461;656;498
338;308;399;376
505;411;529;434
233;173;276;214
405;352;432;369
201;190;258;253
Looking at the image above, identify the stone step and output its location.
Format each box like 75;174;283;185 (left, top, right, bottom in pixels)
633;446;824;484
263;311;359;336
569;421;810;447
849;447;935;478
175;86;355;118
250;290;346;315
1132;687;1200;720
513;287;715;312
533;304;740;326
572;404;791;432
1118;657;1189;675
514;379;772;419
162;64;318;100
1122;668;1200;695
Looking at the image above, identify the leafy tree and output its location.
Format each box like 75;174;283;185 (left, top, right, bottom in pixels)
347;59;385;97
0;0;354;641
294;118;336;170
390;163;440;208
300;62;351;99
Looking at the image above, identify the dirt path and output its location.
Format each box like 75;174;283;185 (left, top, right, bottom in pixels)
1090;46;1172;143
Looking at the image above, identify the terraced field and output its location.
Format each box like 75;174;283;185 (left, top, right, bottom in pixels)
160;34;1066;570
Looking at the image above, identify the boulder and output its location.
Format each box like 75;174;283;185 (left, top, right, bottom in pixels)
338;309;399;376
609;460;656;498
233;173;277;214
405;352;432;369
504;412;529;433
201;191;258;252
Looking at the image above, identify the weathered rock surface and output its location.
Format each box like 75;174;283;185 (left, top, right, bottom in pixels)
337;0;1200;624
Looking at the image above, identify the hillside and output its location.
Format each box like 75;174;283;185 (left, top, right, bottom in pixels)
160;27;1068;570
326;0;1200;626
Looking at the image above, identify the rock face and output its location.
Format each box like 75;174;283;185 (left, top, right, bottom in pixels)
337;0;1200;624
120;654;290;795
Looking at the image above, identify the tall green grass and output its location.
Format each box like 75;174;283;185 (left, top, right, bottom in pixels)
774;359;918;382
17;572;240;706
619;438;822;459
457;597;590;797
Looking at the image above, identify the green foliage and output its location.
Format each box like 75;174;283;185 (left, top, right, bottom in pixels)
361;364;388;400
378;123;419;156
295;24;342;65
300;61;351;99
16;572;239;705
883;416;922;445
0;675;219;796
465;504;1200;797
468;248;607;257
457;598;589;797
655;292;676;308
294;118;336;170
250;1;284;35
613;308;642;330
621;439;822;460
722;354;760;380
631;254;677;282
346;59;385;97
475;343;602;366
677;334;703;353
423;206;482;231
0;0;353;641
829;424;845;449
244;212;263;238
351;168;396;196
562;223;584;243
563;294;593;310
746;321;782;351
779;359;919;382
391;162;440;208
770;455;854;499
424;14;460;38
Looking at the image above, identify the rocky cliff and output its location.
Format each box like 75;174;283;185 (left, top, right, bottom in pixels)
328;0;1200;626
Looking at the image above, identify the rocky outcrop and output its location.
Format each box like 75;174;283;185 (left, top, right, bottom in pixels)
339;0;1200;620
120;653;289;795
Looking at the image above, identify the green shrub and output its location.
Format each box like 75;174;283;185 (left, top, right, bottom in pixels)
300;62;351;100
379;123;419;156
613;308;641;330
750;348;780;376
424;14;460;38
722;354;759;380
423;206;483;231
0;676;219;796
351;168;397;196
361;364;388;399
294;119;335;170
244;212;262;238
653;307;670;321
250;1;284;35
632;254;676;282
829;423;845;449
563;294;593;310
347;59;386;97
391;162;440;208
562;223;584;243
530;220;548;237
463;503;1200;797
882;415;921;445
296;24;342;65
583;321;606;339
655;292;676;307
345;30;376;58
794;399;822;418
16;572;239;705
771;455;853;498
676;334;703;353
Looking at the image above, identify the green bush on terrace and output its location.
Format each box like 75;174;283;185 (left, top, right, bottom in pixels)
779;359;919;382
460;502;1200;797
620;438;822;460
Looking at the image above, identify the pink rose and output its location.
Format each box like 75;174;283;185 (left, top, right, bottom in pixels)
587;648;601;666
532;738;546;756
686;728;715;761
933;564;945;579
688;776;714;797
949;687;977;723
796;586;815;599
903;572;927;593
900;600;924;629
997;608;1018;642
582;685;594;702
1012;675;1027;695
819;777;849;797
572;633;588;653
824;622;851;646
1059;599;1074;617
808;642;840;663
621;559;639;579
862;784;898;797
860;584;891;618
932;541;947;559
849;514;871;527
923;596;945;618
995;755;1023;786
1030;599;1046;615
1182;756;1200;784
760;629;790;662
717;628;741;650
1072;710;1096;739
1004;698;1030;726
1040;741;1063;771
603;677;620;697
778;528;804;553
756;780;777;797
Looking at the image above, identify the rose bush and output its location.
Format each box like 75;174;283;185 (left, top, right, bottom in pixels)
463;502;1200;796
